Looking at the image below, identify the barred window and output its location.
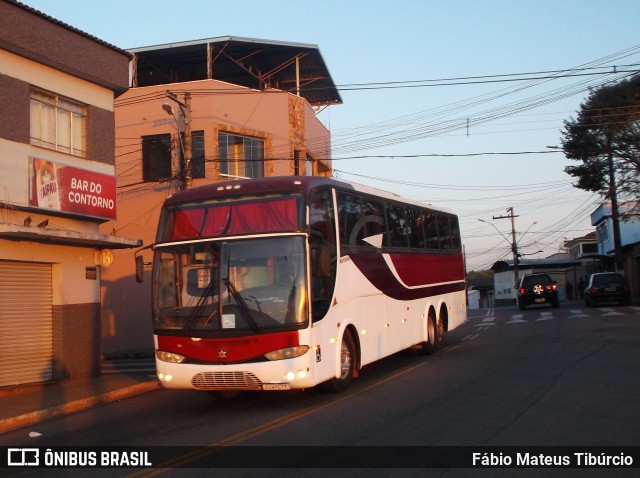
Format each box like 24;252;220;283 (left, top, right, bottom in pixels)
219;132;264;179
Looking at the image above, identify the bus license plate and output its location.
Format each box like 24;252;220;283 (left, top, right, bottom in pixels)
263;383;291;390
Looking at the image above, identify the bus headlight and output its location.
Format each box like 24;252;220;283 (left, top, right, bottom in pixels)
264;346;309;361
156;350;186;363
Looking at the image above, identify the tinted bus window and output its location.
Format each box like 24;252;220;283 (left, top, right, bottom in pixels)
337;192;361;252
423;212;439;250
406;208;425;249
361;197;385;248
438;215;453;250
386;204;408;248
450;216;462;249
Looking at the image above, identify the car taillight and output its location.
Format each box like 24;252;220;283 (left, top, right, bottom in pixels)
519;287;525;295
550;283;557;291
588;286;598;294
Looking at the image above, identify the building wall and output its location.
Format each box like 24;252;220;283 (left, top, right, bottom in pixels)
0;1;130;384
0;0;129;94
99;79;333;355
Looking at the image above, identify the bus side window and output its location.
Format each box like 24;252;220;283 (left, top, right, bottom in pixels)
310;188;337;321
450;216;462;249
424;212;439;250
407;207;425;249
438;215;453;249
337;192;360;253
385;204;408;248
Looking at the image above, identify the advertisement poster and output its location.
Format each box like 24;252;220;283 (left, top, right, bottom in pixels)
29;158;117;221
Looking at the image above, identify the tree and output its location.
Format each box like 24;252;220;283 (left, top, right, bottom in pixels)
561;74;640;208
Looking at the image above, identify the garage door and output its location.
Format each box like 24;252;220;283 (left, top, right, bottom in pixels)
0;261;53;386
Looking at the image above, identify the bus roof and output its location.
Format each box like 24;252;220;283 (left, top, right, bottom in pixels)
165;176;456;215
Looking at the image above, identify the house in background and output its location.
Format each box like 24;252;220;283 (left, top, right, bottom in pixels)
0;0;139;386
99;37;342;356
491;255;580;306
563;231;600;296
591;201;640;299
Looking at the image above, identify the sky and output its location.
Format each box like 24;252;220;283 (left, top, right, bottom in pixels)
20;0;640;270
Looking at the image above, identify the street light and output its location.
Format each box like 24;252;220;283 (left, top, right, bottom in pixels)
518;250;543;258
477;218;511;245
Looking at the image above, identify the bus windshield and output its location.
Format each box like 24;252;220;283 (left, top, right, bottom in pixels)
152;236;307;334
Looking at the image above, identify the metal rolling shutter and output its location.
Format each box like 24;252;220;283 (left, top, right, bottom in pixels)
0;261;53;386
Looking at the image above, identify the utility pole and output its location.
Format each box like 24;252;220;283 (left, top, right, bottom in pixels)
164;91;192;190
607;129;622;272
493;207;520;284
183;92;192;189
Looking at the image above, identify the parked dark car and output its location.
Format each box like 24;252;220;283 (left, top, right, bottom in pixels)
517;273;559;310
584;273;630;307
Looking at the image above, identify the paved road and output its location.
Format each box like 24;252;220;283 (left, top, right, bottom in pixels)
2;303;639;477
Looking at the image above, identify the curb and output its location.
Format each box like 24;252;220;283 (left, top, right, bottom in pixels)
0;381;161;434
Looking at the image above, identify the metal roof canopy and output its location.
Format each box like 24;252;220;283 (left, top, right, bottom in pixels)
130;36;342;107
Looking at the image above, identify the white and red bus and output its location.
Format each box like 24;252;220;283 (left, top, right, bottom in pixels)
140;176;466;394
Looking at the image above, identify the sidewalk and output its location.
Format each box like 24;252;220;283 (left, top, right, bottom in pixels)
0;360;160;434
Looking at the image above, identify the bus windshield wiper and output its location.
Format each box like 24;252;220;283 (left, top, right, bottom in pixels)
186;273;219;329
224;278;260;333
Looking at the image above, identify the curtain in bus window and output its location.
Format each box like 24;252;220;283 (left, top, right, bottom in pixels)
198;206;231;237
171;209;206;240
227;198;298;235
171;206;231;239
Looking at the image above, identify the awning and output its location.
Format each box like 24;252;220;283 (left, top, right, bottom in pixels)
0;224;142;249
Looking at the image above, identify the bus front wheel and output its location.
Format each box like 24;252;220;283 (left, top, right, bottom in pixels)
319;330;356;393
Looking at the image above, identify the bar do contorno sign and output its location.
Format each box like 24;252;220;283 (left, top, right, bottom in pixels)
30;158;117;220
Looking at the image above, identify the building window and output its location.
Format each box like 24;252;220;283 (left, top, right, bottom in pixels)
306;153;314;176
219;132;264;179
142;134;172;182
190;130;205;179
30;88;86;157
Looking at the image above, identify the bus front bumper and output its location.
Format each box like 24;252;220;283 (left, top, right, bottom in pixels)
155;355;316;391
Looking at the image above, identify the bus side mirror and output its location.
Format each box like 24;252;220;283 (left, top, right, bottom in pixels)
317;244;334;278
135;255;145;283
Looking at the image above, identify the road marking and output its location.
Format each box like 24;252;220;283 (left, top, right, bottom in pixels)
535;311;557;321
127;362;427;475
601;308;625;316
568;309;589;318
506;313;526;324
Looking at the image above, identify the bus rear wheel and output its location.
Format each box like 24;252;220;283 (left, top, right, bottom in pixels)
319;330;356;393
420;312;438;355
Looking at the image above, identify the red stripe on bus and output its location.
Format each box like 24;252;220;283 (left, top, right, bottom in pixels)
350;253;465;300
157;331;300;363
388;253;465;286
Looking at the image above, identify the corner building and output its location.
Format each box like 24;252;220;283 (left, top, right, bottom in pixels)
99;37;342;356
0;0;139;386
